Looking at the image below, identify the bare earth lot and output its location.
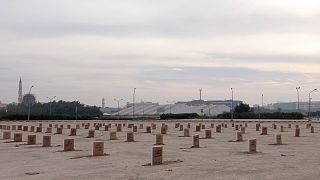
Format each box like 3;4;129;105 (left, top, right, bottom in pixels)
0;120;320;180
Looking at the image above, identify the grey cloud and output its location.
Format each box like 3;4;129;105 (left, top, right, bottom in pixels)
1;14;319;38
0;0;319;38
205;53;320;64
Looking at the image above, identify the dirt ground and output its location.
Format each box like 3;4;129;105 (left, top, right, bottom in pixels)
0;120;320;180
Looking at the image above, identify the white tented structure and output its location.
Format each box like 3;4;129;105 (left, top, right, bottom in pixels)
111;101;231;117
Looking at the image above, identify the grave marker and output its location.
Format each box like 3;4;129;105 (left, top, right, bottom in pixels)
261;127;268;135
3;131;11;140
46;127;52;133
275;134;282;145
133;126;138;132
155;134;163;145
110;132;117;140
237;132;243;142
127;132;134;142
192;134;200;148
151;146;163;166
43;136;51;147
56;128;62;134
248;139;257;153
88;130;95;138
64;139;74;151
14;133;22;142
70;128;77;136
295;128;300;137
93;141;104;156
146;126;151;133
205;130;212;139
27;135;36;145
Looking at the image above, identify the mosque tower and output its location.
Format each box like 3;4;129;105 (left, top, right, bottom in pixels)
102;97;105;108
18;77;23;104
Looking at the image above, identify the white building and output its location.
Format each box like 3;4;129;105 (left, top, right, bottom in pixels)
111;101;230;117
269;101;320;113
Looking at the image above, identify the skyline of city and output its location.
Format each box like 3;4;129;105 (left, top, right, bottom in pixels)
1;1;320;106
0;77;318;109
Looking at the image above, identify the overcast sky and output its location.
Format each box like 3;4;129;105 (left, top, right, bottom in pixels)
1;0;320;107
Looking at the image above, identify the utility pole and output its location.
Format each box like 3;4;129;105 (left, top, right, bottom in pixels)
231;88;234;120
309;89;317;121
258;105;260;120
296;87;300;113
75;105;78;120
133;88;136;120
261;93;264;113
114;98;123;121
46;96;56;116
27;85;34;121
167;101;175;114
142;100;145;120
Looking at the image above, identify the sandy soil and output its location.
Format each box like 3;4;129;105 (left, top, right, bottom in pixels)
0;120;320;180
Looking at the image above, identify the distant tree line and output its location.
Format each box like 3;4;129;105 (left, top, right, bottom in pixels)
310;111;320;117
218;102;303;119
160;113;199;120
217;112;303;119
0;100;102;120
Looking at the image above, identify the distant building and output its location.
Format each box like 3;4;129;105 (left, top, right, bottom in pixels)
110;100;235;117
22;94;36;106
0;101;7;108
270;101;320;113
100;107;120;115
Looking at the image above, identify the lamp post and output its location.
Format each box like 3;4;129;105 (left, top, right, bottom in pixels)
114;98;123;121
142;100;145;120
231;88;234;120
261;93;264;113
27;85;34;121
46;96;56;116
75;103;78;121
133;88;136;120
296;87;301;113
167;101;175;114
309;89;317;120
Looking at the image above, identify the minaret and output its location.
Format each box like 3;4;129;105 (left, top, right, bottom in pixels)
18;77;23;104
102;98;105;108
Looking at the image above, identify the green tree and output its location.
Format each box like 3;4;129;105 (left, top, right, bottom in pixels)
234;103;251;113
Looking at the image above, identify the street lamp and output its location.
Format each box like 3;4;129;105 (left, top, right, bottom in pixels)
46;96;56;116
167;101;175;114
27;85;34;121
75;102;78;121
309;89;317;120
114;98;123;121
258;93;264;120
231;88;234;120
296;87;301;113
133;88;136;120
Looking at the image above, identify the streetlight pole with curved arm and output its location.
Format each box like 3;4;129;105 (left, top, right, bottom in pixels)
231;88;234;120
114;98;123;121
309;89;317;120
133;88;136;120
47;96;56;116
167;101;175;114
296;87;300;113
27;85;34;121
